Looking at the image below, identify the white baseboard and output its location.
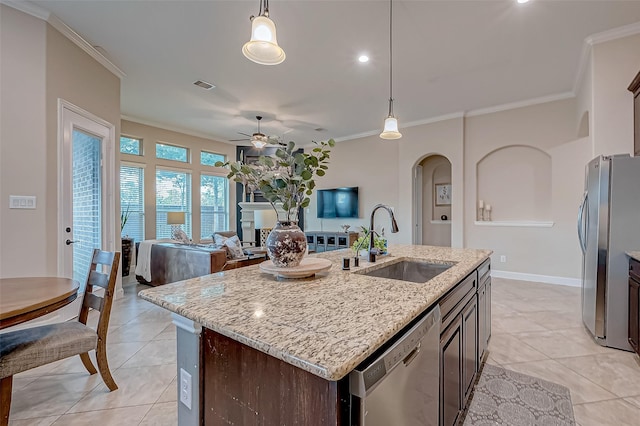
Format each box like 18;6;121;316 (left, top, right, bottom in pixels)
491;269;581;288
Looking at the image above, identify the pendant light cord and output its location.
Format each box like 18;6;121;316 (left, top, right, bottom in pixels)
261;0;269;17
388;0;394;116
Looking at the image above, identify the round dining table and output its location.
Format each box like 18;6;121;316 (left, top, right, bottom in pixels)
0;277;80;330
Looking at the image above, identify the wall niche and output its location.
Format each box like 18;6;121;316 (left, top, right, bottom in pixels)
477;145;552;222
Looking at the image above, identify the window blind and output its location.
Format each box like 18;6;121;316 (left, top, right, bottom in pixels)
120;164;145;242
156;168;192;239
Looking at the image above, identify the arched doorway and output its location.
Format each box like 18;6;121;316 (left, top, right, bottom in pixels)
414;155;452;247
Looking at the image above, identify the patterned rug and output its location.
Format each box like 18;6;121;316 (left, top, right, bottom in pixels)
462;363;575;426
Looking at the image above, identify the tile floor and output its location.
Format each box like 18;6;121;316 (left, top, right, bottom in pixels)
6;277;640;425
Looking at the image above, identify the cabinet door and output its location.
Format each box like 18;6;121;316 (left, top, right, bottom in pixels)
486;278;492;349
630;277;639;354
440;315;463;426
478;284;487;360
462;296;478;403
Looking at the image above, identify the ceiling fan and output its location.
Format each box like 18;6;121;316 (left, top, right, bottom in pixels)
230;115;282;148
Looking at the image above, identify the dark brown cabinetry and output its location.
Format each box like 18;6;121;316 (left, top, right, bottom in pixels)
629;257;640;356
438;270;479;426
628;71;640;157
477;259;492;359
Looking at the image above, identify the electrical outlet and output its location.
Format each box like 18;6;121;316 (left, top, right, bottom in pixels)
180;368;192;409
500;255;507;263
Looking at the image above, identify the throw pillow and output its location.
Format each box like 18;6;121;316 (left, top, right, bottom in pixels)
213;233;244;259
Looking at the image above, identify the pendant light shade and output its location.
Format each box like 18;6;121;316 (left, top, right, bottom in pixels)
242;1;286;65
380;116;402;139
380;0;402;140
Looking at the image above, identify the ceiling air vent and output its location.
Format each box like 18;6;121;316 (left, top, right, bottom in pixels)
193;80;215;90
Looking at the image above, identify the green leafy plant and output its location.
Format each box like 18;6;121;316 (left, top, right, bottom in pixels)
120;205;131;233
351;226;386;254
216;139;335;222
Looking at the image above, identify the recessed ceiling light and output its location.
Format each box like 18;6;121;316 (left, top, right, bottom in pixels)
358;55;370;63
193;80;215;90
517;0;530;4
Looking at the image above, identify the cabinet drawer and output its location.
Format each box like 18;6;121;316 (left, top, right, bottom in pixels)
630;258;640;282
440;273;476;329
478;259;490;283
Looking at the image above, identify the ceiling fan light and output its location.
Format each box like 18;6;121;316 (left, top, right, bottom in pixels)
242;16;285;65
380;116;402;139
251;133;269;148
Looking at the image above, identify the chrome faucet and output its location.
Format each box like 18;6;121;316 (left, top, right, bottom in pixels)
368;204;399;262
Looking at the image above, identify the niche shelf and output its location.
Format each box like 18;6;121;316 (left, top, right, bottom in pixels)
474;220;554;228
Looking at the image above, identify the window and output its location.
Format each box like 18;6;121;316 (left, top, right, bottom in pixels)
120;136;141;155
156;142;188;162
156;168;192;238
201;174;228;238
120;164;145;242
201;151;225;167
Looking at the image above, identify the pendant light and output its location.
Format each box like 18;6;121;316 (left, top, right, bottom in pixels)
242;0;286;66
380;0;402;139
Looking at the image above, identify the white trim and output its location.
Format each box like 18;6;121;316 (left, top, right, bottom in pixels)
465;92;575;118
121;160;147;168
585;21;640;46
492;269;581;288
2;0;50;20
430;220;451;225
474;221;554;228
172;313;202;334
334;112;465;143
1;1;125;79
122;115;229;144
46;14;126;79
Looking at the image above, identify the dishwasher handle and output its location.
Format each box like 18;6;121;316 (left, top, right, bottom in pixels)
349;305;441;398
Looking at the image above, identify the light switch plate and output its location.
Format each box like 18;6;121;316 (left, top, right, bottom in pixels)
10;195;36;209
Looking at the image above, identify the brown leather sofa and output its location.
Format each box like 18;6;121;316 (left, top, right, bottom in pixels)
136;243;227;287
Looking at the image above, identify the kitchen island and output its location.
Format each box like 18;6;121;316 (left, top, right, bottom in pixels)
139;244;491;425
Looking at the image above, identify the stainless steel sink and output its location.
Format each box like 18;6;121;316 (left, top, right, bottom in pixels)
359;260;454;283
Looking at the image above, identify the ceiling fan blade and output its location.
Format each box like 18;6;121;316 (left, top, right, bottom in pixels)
229;138;250;142
237;132;252;137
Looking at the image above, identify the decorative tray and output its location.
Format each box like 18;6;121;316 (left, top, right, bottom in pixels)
259;258;332;279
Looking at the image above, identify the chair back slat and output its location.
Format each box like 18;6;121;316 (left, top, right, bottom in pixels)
77;249;120;339
93;250;115;266
87;270;109;289
83;292;104;312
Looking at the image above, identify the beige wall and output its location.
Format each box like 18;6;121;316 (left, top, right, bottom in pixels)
0;6;48;277
420;156;452;247
464;98;583;278
0;5;121;278
120;120;237;241
591;34;640;157
305;137;399;239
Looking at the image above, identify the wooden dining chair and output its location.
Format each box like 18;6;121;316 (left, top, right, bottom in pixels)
0;249;121;425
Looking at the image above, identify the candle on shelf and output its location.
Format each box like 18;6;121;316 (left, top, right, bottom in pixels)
485;204;491;211
478;199;484;209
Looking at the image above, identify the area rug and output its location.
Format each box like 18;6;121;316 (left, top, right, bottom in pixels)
462;363;575;426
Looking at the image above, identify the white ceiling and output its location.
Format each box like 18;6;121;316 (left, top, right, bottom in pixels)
23;0;640;145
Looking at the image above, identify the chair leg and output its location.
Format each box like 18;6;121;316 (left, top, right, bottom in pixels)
95;340;118;391
80;352;97;375
1;376;13;426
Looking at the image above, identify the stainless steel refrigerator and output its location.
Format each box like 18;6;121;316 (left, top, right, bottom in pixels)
577;154;640;351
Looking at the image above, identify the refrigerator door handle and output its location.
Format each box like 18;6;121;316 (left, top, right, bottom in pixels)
577;192;588;253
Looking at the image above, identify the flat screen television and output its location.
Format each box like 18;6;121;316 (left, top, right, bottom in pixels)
317;187;359;218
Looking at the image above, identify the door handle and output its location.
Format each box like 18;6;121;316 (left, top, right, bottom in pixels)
577;193;587;254
403;342;421;367
65;239;78;245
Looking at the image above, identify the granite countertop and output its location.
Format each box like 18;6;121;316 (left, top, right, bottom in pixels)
628;251;640;262
138;244;491;381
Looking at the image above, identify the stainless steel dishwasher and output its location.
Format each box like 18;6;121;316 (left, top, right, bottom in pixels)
349;305;441;425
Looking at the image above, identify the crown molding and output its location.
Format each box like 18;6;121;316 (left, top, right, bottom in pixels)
46;14;125;79
1;0;49;20
121;114;231;144
465;92;574;118
573;21;640;99
335;112;465;143
2;1;125;79
585;21;640;46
